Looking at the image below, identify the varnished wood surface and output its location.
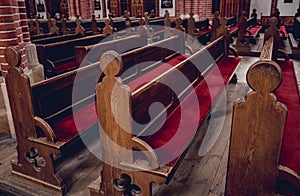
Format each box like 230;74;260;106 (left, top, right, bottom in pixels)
1;57;300;195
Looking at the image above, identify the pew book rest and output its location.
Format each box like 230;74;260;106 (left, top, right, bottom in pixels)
90;32;241;196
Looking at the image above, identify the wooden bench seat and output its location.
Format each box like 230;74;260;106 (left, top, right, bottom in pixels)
90;28;240;195
4;50;101;194
186;16;212;45
74;35;182;74
226;16;238;35
131;56;240;168
235;14;262;47
245;18;262;44
36;33;109;77
4;33;186;194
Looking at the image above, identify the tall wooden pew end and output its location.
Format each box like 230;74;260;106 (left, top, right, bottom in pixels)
226;59;287;195
5;46;101;195
226;26;300;195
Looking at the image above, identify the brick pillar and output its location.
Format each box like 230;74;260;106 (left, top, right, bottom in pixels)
0;0;43;138
18;0;30;43
0;0;27;71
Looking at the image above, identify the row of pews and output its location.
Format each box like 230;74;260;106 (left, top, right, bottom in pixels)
29;15;168;78
3;12;299;195
4;19;242;195
25;12;299;87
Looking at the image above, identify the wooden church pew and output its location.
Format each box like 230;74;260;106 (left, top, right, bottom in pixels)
226;16;238;35
3;33;187;194
36;33;109;78
75;34;185;77
235;13;262;48
74;34;147;66
89;25;240;196
39;15;172;78
30;18;84;41
185;14;212;45
4;47;101;195
226;17;300;195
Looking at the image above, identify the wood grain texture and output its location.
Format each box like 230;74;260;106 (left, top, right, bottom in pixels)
93;29;236;195
225;31;287;195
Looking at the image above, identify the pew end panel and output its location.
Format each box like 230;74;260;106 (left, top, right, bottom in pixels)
225;25;293;195
226;59;287;195
4;47;101;194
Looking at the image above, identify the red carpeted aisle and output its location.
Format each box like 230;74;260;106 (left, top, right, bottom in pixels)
274;60;300;188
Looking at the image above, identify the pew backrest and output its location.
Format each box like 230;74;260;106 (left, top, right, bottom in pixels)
74;34;148;66
36;33;108;74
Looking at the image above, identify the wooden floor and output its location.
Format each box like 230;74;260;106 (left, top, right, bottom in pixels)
0;43;299;195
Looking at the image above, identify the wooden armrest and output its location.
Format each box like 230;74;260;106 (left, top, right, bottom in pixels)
185;45;193;55
45;59;56;69
229;46;239;57
245;29;252;36
34;116;57;143
132;137;159;169
278;49;289;60
279;30;286;39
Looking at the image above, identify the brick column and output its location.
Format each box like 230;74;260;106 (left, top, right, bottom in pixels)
18;0;30;43
0;0;26;71
0;0;44;138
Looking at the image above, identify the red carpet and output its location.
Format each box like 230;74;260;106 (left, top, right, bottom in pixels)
229;26;238;34
280;26;288;38
136;56;241;165
248;25;262;36
274;60;300;188
51;102;97;142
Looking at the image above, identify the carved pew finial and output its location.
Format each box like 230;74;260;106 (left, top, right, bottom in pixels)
211;11;221;41
99;51;122;78
175;17;185;32
91;14;99;34
103;19;113;35
226;60;287;195
217;17;229;40
144;12;149;25
61;16;68;35
187;13;195;35
247;61;282;93
75;15;85;36
49;19;59;35
35;18;43;35
5;47;21;69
